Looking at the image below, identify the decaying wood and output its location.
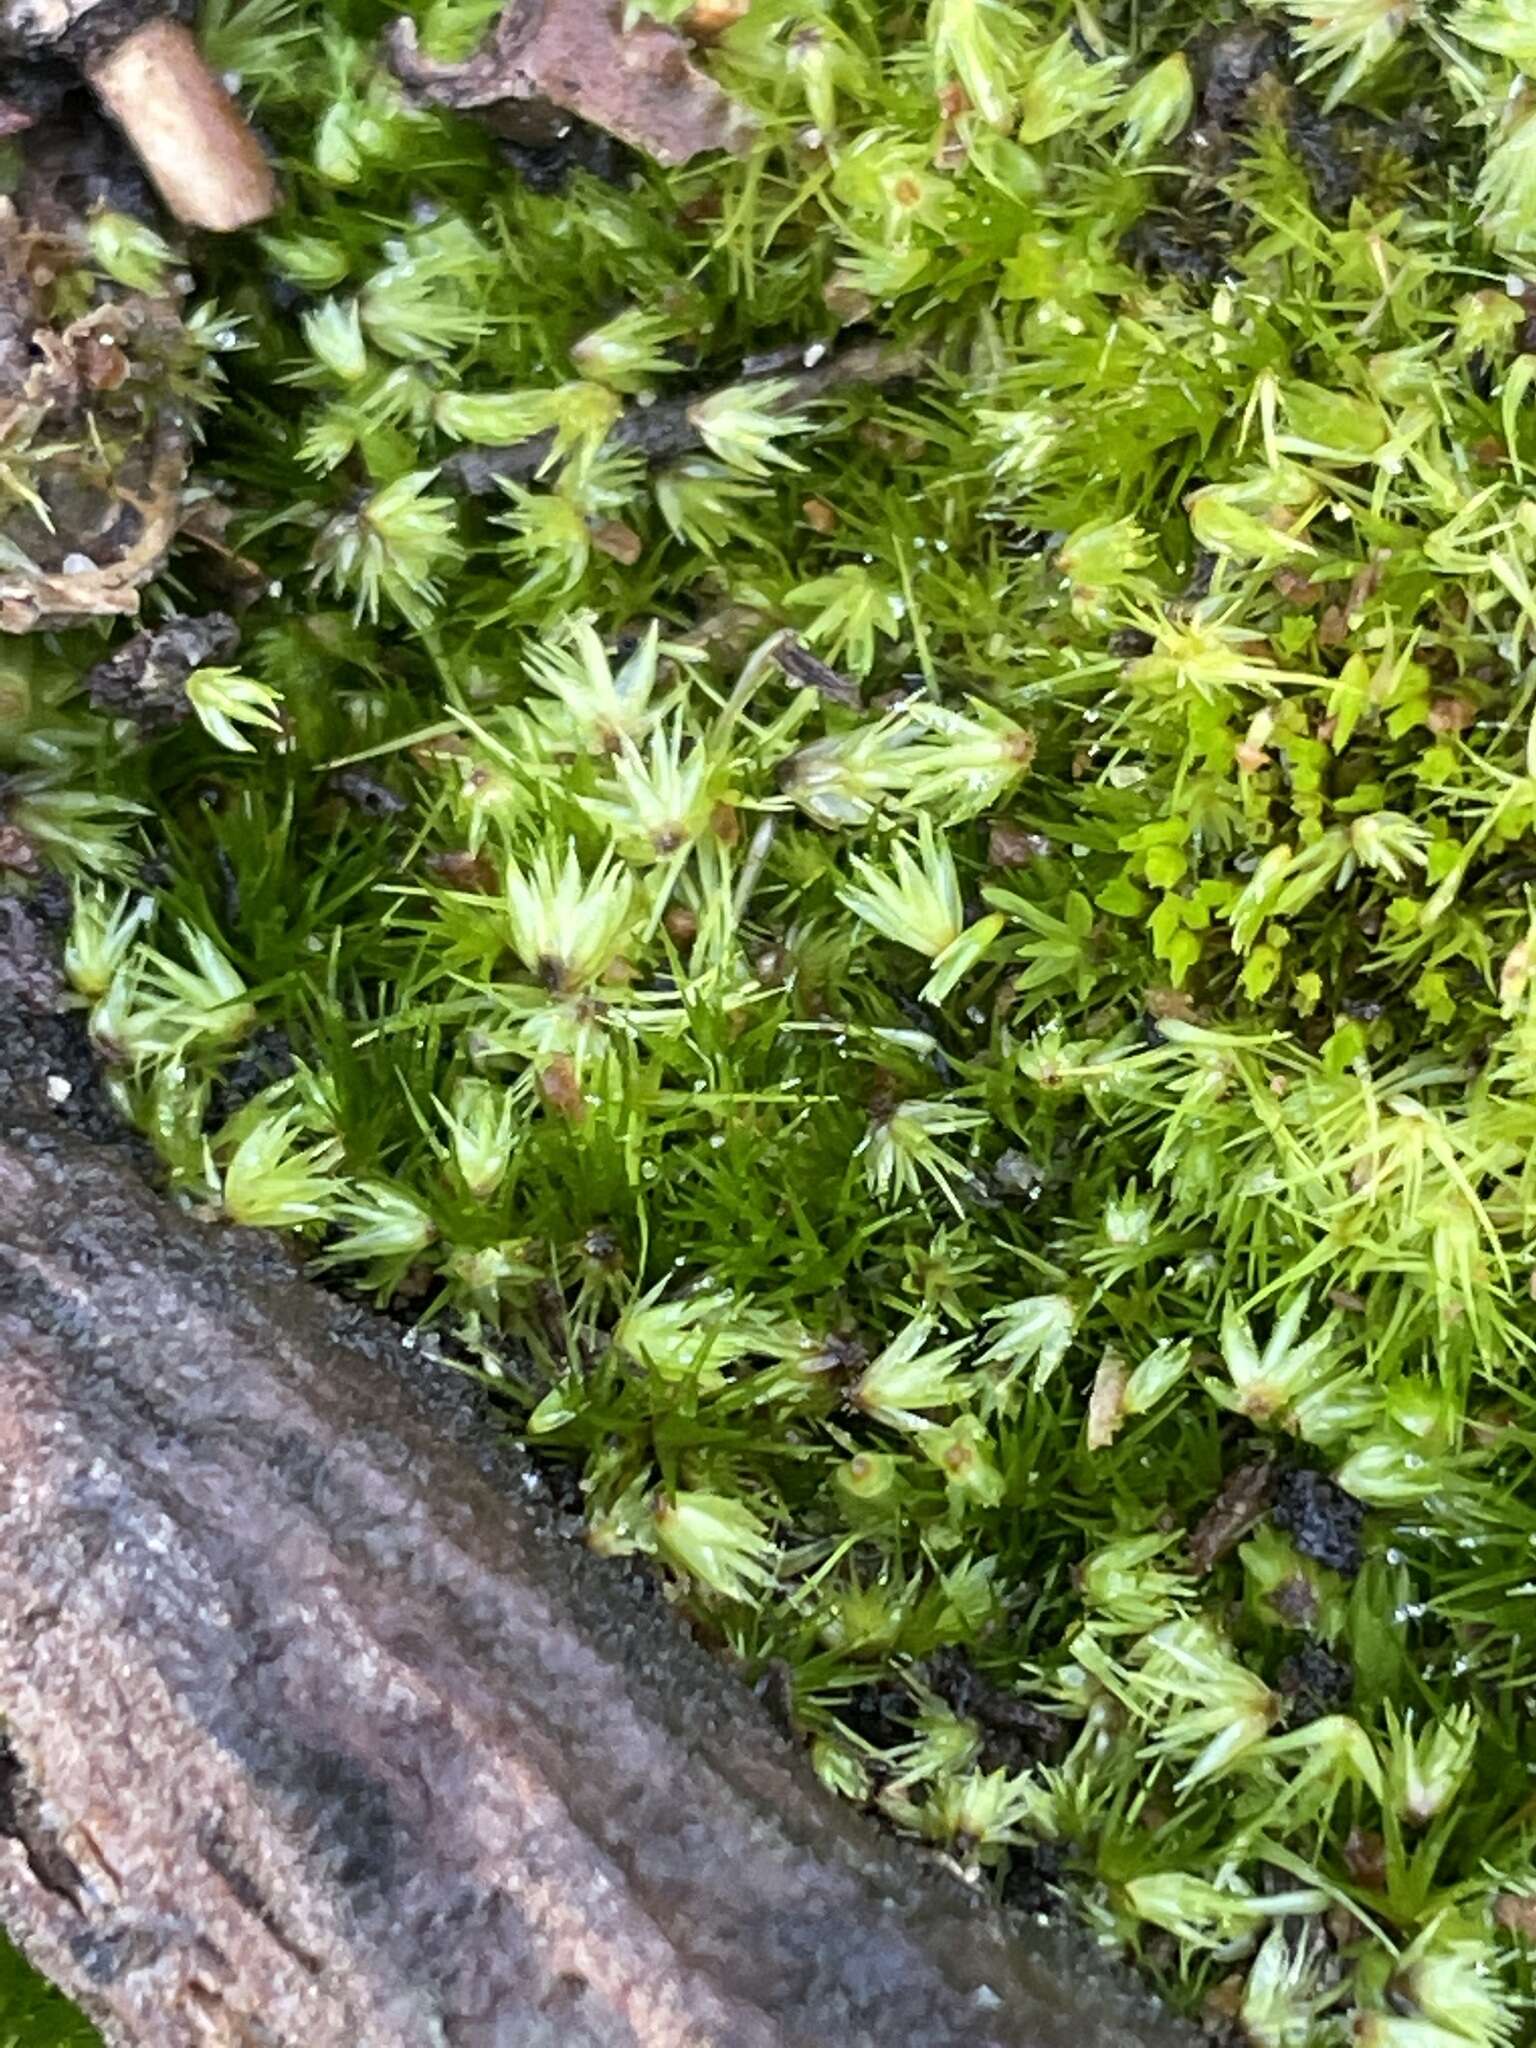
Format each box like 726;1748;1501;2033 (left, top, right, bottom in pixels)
386;0;755;167
0;925;1197;2048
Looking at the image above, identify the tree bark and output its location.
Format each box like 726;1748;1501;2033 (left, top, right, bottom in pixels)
0;941;1197;2046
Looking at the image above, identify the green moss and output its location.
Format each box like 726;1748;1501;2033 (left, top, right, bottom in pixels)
15;0;1536;2040
0;1935;98;2047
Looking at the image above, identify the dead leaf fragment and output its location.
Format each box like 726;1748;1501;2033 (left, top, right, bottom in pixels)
385;0;756;167
1188;1460;1274;1574
1086;1350;1129;1451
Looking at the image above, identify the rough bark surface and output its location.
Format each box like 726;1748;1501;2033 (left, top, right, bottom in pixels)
0;919;1199;2048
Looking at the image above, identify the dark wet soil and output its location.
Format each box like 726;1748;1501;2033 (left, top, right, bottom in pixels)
1272;1466;1366;1577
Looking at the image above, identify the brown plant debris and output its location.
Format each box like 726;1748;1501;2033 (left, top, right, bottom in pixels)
384;0;756;168
0;197;196;634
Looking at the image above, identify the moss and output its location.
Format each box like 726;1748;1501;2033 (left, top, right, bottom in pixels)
0;1934;99;2047
13;0;1536;2040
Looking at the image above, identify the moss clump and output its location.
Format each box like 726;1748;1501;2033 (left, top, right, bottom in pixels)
0;1933;99;2047
16;0;1536;2040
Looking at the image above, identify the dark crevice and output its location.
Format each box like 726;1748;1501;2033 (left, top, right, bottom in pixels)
0;1740;85;1911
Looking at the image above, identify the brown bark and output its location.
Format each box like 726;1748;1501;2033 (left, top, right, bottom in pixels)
0;1045;1198;2046
385;0;755;166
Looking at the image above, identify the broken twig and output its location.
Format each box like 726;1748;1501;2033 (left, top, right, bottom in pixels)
0;2;277;230
86;17;279;232
448;337;923;497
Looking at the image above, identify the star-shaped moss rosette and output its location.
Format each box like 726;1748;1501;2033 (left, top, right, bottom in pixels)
15;1;1536;2043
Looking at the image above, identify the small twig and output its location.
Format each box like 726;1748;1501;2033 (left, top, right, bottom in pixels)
85;18;278;231
0;5;278;231
448;338;924;497
771;635;861;709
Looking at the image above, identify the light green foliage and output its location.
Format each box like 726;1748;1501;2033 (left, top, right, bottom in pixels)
18;0;1536;2039
184;668;286;753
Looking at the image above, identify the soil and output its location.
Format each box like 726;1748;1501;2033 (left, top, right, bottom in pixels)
921;1647;1068;1773
0;886;142;1150
1000;1843;1066;1919
11;74;155;223
83;613;239;733
205;1021;298;1128
499;118;636;195
1272;1466;1367;1577
1123;24;1441;288
1276;1642;1356;1722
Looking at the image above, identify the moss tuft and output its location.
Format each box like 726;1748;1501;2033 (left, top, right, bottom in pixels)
14;0;1536;2039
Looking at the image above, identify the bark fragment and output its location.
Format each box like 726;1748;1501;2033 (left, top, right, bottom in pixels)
768;634;862;708
385;0;756;167
82;610;238;729
1187;1459;1275;1574
449;338;921;497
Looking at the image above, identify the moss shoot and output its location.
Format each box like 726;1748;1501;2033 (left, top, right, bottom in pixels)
13;0;1536;2041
